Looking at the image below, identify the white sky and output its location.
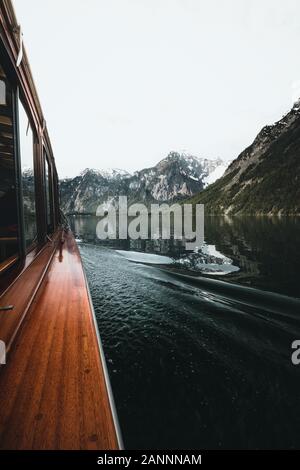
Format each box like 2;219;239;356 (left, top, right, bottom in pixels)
13;0;300;178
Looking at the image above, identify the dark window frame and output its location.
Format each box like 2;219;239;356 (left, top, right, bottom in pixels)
0;73;23;272
0;81;41;275
15;88;40;254
0;45;59;281
43;148;55;234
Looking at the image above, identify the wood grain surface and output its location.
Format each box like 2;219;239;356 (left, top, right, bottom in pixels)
0;231;120;449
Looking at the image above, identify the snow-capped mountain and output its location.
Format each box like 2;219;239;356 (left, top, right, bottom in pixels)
128;152;226;203
79;168;132;180
203;162;230;187
60;152;228;214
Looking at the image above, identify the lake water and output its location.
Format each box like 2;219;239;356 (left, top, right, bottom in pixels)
69;215;300;449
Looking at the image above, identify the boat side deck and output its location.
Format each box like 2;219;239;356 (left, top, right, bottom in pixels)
0;231;121;449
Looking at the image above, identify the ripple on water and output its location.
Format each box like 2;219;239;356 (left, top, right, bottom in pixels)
80;243;300;450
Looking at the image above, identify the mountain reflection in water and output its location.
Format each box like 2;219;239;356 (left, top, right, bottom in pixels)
70;215;300;297
70;215;300;449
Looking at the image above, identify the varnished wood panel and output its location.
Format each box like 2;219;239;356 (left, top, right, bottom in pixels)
0;232;120;449
0;235;59;353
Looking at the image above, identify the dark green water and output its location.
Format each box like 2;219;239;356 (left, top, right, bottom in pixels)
70;215;300;449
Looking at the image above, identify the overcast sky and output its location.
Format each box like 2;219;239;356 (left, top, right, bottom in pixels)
13;0;300;177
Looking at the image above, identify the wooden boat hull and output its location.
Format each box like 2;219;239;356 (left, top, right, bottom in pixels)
0;230;122;449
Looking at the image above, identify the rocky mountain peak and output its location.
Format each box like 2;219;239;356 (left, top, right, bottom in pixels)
80;167;131;180
60;152;228;214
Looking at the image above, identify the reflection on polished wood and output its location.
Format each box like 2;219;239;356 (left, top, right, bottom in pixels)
0;236;59;353
0;231;120;449
0;254;18;275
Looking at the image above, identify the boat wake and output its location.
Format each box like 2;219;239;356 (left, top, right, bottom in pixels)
79;243;300;449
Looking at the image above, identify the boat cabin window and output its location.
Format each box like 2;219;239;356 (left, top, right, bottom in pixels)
18;99;37;249
44;152;53;233
0;65;20;267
